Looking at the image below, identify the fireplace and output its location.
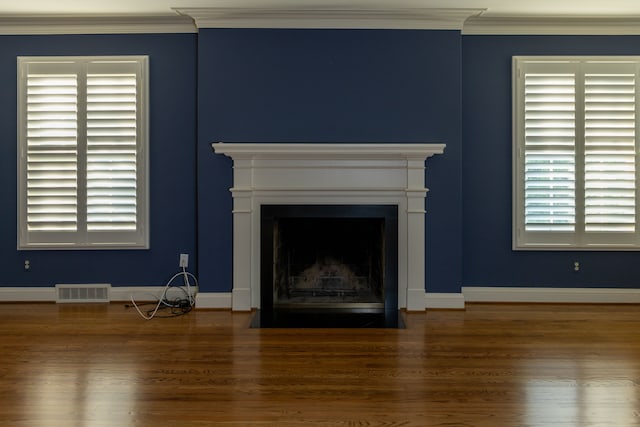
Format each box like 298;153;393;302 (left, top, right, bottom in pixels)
211;142;445;319
258;204;398;326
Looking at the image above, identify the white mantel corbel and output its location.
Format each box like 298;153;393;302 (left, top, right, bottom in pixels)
211;142;445;312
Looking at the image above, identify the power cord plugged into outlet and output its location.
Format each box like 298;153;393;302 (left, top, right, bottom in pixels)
128;264;198;320
179;253;189;268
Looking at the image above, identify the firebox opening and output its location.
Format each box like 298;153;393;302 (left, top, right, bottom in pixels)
273;217;385;309
257;204;401;328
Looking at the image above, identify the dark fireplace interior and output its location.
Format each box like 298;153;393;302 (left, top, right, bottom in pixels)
253;204;403;328
273;216;384;307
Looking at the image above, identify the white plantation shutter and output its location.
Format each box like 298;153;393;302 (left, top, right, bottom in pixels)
25;69;79;233
584;69;636;233
514;57;640;249
87;69;138;232
523;71;576;232
18;57;149;249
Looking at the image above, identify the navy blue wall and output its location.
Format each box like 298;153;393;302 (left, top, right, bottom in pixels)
0;34;197;287
197;29;463;293
462;35;640;288
8;29;638;296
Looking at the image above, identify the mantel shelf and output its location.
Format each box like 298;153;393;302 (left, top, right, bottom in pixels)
211;142;445;160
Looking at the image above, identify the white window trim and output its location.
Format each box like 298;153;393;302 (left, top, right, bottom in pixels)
17;56;149;250
513;56;640;251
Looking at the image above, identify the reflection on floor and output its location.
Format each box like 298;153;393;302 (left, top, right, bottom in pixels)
250;309;405;328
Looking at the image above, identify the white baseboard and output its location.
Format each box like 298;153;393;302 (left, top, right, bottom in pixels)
193;288;640;308
195;292;467;310
462;286;640;304
195;292;232;308
425;292;465;309
6;286;637;308
0;286;195;303
113;286;173;302
0;287;56;302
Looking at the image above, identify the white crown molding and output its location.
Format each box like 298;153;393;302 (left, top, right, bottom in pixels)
463;15;640;35
5;9;639;35
174;7;485;30
0;15;196;35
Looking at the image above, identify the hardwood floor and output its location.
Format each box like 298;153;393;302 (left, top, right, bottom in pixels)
1;302;640;426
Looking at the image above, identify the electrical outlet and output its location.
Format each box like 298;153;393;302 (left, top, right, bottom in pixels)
179;253;189;268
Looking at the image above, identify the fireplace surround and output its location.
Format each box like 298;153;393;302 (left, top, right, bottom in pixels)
211;142;445;313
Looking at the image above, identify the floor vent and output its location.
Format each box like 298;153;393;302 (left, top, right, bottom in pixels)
55;284;111;303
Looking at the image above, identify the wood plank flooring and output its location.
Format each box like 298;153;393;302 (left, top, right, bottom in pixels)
1;302;639;426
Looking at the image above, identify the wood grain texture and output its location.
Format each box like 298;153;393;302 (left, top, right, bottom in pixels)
0;303;639;426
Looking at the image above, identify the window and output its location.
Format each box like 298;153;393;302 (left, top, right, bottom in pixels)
513;56;640;250
17;56;149;249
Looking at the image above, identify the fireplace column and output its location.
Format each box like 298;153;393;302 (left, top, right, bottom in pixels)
406;157;429;311
229;157;255;311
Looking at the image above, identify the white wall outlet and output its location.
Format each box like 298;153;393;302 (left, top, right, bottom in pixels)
179;253;189;268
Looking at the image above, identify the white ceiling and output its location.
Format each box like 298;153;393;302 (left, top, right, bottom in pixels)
2;0;640;18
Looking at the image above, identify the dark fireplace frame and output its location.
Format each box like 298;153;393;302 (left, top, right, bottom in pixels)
257;204;400;328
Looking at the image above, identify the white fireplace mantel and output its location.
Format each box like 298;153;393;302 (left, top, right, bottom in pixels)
211;142;445;311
